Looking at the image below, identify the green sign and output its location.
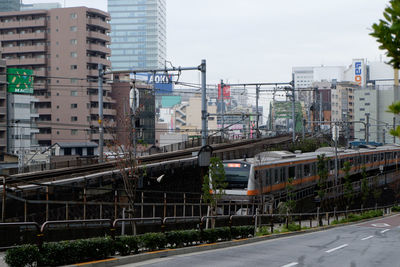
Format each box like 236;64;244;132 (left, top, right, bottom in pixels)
7;68;34;94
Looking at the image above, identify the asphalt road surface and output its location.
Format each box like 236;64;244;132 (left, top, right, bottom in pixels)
121;214;400;267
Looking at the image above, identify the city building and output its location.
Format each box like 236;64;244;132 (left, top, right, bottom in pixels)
21;2;61;11
354;85;397;144
331;81;358;141
0;55;7;152
0;7;115;147
0;0;20;12
110;77;155;148
108;0;167;70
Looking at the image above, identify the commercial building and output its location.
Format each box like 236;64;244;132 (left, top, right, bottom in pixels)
0;0;20;12
108;0;166;70
0;7;115;147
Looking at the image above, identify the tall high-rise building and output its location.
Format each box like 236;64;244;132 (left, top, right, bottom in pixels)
0;0;20;12
0;7;115;147
108;0;166;70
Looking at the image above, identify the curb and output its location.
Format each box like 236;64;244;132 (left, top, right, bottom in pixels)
69;213;393;267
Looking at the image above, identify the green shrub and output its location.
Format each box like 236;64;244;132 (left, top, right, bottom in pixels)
140;233;166;251
331;220;339;225
5;244;40;267
392;206;400;212
231;226;254;239
201;228;218;243
116;235;139;255
256;226;270;236
285;223;301;232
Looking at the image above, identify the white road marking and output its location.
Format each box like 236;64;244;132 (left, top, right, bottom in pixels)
361;235;374;240
325;244;349;253
371;223;390;227
381;229;390;234
281;262;298;267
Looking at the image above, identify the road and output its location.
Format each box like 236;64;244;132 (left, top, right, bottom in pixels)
122;214;400;267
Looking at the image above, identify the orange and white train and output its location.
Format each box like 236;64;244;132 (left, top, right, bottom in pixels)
222;144;400;197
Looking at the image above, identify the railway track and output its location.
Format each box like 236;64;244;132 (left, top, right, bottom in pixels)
5;134;293;186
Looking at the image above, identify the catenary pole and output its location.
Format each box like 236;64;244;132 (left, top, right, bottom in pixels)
201;60;207;146
98;64;104;163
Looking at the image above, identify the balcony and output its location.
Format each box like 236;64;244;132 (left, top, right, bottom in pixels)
103;109;116;116
1;45;46;54
0;19;46;29
0;107;6;114
87;31;110;42
0;32;46;41
87;56;109;66
37;107;51;114
87;18;110;31
6;57;46;66
0;74;6;84
36;133;52;140
0;91;6;99
0;138;6;146
87;43;110;54
33;70;46;77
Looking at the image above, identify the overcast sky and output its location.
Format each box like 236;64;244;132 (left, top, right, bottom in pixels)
24;0;390;85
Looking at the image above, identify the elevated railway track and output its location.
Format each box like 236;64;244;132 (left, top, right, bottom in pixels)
3;134;293;187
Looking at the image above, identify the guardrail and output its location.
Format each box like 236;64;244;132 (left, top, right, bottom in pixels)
0;204;395;249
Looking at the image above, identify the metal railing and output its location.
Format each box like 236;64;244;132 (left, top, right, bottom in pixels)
0;203;395;249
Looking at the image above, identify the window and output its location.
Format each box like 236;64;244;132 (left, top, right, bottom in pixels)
365;103;370;106
64;148;72;155
70;13;77;19
70;39;77;45
71;103;77;109
71;116;78;121
70;65;77;70
87;147;94;156
70;26;77;32
70;78;77;84
71;129;78;135
71;52;77;58
71;91;78;96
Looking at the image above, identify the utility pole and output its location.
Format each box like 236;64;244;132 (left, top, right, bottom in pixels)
201;60;207;147
334;122;339;186
291;77;296;143
256;84;260;138
366;113;370;145
383;128;386;144
220;80;225;140
98;63;104;163
319;90;323;133
345;113;350;148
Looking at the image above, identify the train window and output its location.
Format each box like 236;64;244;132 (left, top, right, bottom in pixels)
289;166;295;179
296;165;302;179
380;153;384;161
274;169;279;184
329;160;334;171
311;163;316;175
265;169;269;185
304;164;311;177
366;155;371;163
223;162;251;189
340;159;344;169
373;154;377;162
357;156;361;165
280;168;285;183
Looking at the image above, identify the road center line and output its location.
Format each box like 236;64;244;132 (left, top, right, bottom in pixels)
325;244;348;253
361;236;374;240
381;229;390;234
281;262;298;267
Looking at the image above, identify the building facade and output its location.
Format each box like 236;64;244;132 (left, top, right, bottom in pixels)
108;0;166;70
21;2;61;11
0;7;115;147
0;57;7;152
0;0;20;12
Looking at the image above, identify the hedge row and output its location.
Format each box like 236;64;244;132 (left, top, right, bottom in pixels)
331;210;383;224
5;226;254;267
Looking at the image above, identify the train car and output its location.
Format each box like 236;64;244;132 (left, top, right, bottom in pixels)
222;144;400;201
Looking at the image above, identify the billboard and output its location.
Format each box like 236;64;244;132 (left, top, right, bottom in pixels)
218;84;230;100
147;73;173;94
353;59;365;87
7;68;34;94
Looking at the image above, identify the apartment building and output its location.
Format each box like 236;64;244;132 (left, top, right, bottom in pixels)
0;7;115;147
0;57;7;152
